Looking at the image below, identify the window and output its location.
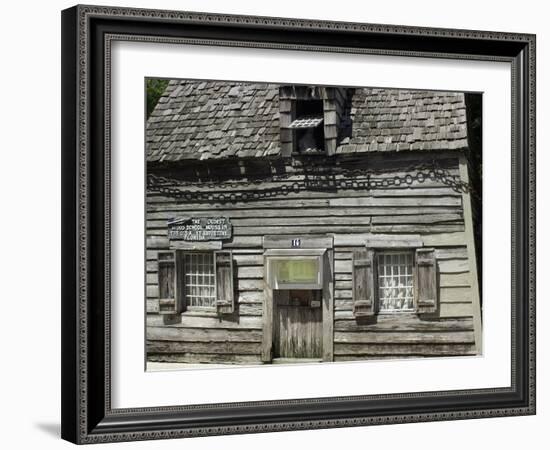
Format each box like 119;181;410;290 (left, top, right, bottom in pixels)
184;252;216;307
155;250;234;315
352;247;437;317
289;99;325;153
271;258;321;287
265;249;325;290
377;251;414;312
279;85;348;157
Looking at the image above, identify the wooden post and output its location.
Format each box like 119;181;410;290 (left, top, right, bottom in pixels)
261;258;273;362
322;249;334;361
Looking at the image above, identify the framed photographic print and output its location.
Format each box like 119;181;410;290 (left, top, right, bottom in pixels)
61;4;536;444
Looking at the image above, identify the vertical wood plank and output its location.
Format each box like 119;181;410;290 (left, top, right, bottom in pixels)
325;138;337;156
416;248;438;314
214;251;234;314
275;291;322;358
352;249;376;316
157;250;177;314
279;98;295;157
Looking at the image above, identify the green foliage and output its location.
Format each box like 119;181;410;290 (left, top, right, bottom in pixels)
146;78;169;119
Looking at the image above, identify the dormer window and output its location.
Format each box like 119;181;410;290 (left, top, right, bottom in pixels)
279;85;347;157
288;99;325;154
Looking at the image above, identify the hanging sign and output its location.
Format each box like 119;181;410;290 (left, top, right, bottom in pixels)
168;217;232;241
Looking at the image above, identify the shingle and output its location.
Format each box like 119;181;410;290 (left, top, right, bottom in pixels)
146;80;468;161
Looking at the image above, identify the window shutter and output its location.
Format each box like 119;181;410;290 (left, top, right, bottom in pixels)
279;99;295;157
158;251;183;314
416;248;438;314
352;249;376;317
175;251;186;313
214;251;234;314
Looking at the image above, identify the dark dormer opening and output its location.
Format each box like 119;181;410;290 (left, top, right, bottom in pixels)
289;99;325;154
279;85;347;157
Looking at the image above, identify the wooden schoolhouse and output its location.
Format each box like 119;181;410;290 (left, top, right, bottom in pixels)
145;80;482;365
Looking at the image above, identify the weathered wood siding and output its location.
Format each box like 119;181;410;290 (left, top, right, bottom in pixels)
333;246;476;360
146;154;478;364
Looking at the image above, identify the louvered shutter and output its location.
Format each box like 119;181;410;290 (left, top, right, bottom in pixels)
157;251;181;314
352;249;376;317
214;251;234;314
415;248;438;314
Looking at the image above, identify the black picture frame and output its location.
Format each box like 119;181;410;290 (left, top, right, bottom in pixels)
61;4;536;444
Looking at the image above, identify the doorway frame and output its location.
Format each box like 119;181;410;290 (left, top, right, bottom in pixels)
261;235;334;363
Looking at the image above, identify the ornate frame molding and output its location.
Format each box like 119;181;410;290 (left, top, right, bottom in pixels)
61;4;536;444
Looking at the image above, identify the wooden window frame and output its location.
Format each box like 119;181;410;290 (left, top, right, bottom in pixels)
279;85;344;157
353;236;438;317
181;250;217;312
289;98;326;155
375;250;416;314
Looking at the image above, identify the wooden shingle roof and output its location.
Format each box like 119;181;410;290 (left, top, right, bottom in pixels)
146;80;468;162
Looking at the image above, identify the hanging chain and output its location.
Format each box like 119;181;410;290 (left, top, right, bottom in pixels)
147;159;476;203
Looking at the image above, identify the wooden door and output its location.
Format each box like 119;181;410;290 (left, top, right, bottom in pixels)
274;290;323;359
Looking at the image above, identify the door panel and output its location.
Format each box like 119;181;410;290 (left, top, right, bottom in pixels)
274;290;322;359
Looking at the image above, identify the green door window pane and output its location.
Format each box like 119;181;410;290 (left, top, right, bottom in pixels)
275;259;318;284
